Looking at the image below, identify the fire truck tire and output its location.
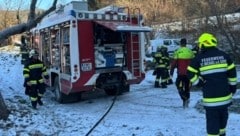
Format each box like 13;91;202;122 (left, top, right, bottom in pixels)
54;77;66;103
121;84;130;92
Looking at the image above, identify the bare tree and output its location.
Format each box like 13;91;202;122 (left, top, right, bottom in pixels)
205;0;240;62
16;0;27;24
0;0;58;41
0;0;58;120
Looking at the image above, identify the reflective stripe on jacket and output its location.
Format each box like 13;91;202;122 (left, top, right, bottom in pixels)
187;47;237;108
153;52;168;68
23;59;48;85
20;46;29;62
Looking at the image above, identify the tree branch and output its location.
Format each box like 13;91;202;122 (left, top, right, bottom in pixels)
28;0;37;21
0;0;58;41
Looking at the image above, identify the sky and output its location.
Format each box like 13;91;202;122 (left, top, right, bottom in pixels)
0;0;74;10
0;46;239;136
37;0;73;10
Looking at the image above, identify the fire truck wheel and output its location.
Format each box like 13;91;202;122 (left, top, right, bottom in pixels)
54;77;66;103
121;84;130;92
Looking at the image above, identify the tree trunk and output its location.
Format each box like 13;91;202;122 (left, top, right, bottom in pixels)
0;91;10;120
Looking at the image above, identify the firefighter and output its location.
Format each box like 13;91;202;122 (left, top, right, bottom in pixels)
20;35;31;95
160;45;173;85
153;46;168;88
170;38;194;108
20;35;29;65
187;33;237;136
23;49;49;109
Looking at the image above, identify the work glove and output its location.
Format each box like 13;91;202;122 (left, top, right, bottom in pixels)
27;81;32;86
23;81;27;87
196;77;205;87
229;85;236;95
152;70;156;75
25;86;30;95
44;79;49;85
44;75;49;79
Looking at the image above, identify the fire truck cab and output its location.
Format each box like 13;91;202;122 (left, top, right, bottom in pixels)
30;1;152;103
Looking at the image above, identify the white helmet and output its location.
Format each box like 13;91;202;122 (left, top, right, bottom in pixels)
29;49;39;58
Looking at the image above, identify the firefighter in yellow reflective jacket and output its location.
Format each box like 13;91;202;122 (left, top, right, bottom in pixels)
23;49;49;109
170;38;194;108
153;46;169;88
187;33;237;136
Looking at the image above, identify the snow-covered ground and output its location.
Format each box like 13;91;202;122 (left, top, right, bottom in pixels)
0;46;239;136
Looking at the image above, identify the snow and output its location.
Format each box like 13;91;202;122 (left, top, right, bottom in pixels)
153;13;240;33
0;46;239;136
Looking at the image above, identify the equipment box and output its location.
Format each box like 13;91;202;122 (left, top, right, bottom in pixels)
94;43;124;68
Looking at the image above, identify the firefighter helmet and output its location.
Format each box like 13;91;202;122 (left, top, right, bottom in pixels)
198;33;217;48
29;49;39;58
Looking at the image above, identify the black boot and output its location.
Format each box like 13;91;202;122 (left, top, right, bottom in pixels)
167;79;173;85
161;83;167;88
155;81;160;88
31;101;37;109
37;97;43;106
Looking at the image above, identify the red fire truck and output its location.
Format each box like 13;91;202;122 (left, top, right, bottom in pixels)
29;1;152;103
